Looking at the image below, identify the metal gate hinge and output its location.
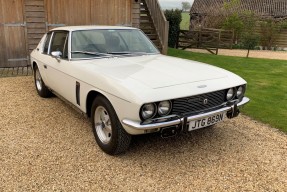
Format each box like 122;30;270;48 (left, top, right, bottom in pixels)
46;22;65;27
2;22;26;27
8;57;29;62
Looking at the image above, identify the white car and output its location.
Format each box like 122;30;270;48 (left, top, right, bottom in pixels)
30;26;249;155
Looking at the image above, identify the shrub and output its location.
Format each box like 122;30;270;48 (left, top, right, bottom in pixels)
280;20;287;29
222;0;244;42
241;34;259;57
240;11;259;57
259;19;281;50
222;13;244;42
164;9;182;48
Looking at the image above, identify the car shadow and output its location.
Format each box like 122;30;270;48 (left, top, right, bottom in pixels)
116;125;242;163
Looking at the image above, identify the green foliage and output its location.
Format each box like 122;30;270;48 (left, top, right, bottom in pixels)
280;20;287;29
240;11;259;57
222;13;243;36
259;19;281;50
222;0;244;41
223;8;259;56
241;34;259;57
168;48;287;133
222;4;260;55
164;9;182;48
232;43;260;50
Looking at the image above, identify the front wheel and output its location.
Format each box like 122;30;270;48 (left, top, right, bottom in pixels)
91;96;131;155
33;65;52;98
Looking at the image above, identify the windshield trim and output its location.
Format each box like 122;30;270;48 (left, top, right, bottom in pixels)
69;52;160;61
70;29;160;60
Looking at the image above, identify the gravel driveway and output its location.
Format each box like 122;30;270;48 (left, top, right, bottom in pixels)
1;76;287;191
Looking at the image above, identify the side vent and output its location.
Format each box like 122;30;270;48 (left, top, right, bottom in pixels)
76;81;80;105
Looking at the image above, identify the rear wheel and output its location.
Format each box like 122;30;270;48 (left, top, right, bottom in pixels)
91;96;131;155
33;65;52;98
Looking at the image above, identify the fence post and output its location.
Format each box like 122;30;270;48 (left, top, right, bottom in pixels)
176;30;181;49
216;31;220;55
231;30;235;49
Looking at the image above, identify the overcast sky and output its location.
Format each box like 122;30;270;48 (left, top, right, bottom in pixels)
158;0;194;10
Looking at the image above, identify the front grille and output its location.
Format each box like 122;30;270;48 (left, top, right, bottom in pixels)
171;90;225;115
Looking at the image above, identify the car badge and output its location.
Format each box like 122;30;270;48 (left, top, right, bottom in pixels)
203;99;208;105
187;98;201;103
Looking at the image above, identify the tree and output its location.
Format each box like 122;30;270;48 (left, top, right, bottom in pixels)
222;13;244;42
240;11;259;57
182;1;191;12
260;18;281;50
222;0;243;43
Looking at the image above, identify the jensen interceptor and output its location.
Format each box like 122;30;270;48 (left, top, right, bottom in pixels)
30;26;249;155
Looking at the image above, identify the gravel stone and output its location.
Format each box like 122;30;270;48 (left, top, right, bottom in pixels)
0;76;286;191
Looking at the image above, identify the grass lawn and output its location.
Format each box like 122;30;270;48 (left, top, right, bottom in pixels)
181;12;190;30
168;48;287;133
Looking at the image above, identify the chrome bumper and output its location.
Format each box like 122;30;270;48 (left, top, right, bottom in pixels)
122;97;250;130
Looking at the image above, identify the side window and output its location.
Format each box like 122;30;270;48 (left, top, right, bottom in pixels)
50;31;69;59
43;33;52;54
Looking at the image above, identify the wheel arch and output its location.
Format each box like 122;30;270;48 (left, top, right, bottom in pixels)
32;61;37;71
86;90;107;118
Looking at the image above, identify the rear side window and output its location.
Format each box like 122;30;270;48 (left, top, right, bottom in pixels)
43;33;52;54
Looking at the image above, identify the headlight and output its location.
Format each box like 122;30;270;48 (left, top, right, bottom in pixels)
236;86;245;98
158;101;172;116
226;88;235;100
141;103;156;120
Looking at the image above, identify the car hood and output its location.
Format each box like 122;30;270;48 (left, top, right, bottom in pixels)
75;54;246;103
84;54;228;89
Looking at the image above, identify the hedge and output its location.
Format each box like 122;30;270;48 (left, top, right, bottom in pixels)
164;9;182;48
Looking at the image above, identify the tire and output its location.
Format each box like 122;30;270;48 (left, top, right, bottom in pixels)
91;95;131;155
33;65;53;98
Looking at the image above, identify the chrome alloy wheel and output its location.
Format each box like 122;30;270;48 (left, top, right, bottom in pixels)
94;106;112;144
35;69;43;91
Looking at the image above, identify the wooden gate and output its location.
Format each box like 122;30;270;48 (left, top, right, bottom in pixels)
176;29;234;54
0;0;28;67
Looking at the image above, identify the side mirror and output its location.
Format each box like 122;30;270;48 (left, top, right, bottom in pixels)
51;51;62;61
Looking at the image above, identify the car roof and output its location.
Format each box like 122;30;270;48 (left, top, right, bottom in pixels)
50;25;137;32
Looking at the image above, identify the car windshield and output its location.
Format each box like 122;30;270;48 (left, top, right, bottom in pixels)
71;29;159;59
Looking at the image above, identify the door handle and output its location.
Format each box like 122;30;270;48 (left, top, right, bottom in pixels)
44;65;47;69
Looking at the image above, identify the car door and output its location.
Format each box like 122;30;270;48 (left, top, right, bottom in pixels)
35;32;53;84
44;31;78;105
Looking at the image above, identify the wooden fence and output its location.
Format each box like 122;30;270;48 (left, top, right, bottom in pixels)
176;29;234;54
268;29;287;49
276;29;287;48
254;26;287;49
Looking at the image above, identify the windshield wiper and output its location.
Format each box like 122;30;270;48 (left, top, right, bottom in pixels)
107;51;153;56
71;51;113;57
108;51;132;55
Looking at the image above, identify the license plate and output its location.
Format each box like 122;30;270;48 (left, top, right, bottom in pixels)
188;112;225;131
